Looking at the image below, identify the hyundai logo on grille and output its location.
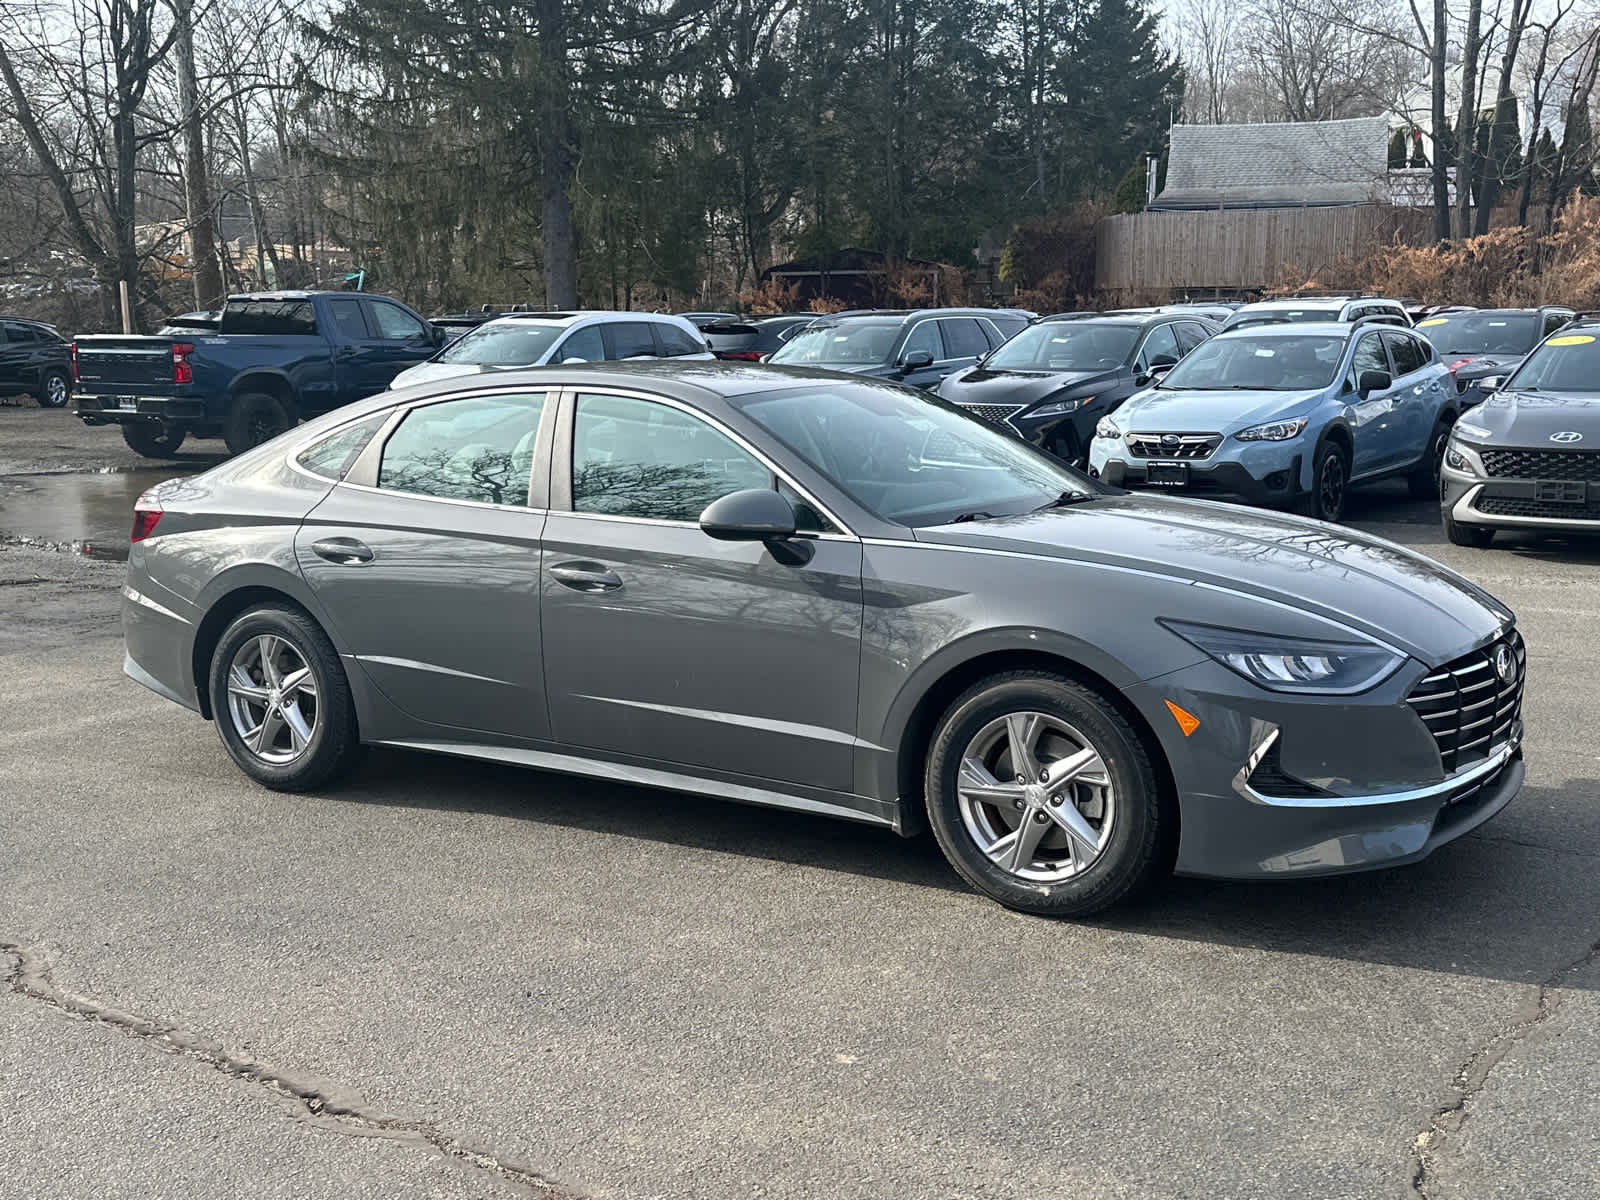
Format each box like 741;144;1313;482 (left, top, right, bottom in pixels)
1494;644;1515;682
1550;430;1583;443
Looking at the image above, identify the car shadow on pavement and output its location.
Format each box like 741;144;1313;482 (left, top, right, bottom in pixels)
332;750;1600;988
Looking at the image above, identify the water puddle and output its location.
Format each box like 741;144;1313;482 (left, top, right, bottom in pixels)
0;469;200;561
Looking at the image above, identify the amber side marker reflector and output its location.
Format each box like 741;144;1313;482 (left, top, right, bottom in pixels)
1164;700;1200;737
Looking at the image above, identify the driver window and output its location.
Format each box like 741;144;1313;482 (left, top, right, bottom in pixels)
1545;312;1571;336
572;393;772;522
1344;334;1391;394
555;325;604;363
899;321;943;363
1136;324;1180;372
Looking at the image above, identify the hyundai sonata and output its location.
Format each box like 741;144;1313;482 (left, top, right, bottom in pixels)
123;363;1525;915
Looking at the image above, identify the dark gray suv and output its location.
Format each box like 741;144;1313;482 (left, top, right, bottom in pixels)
122;363;1525;916
769;309;1007;389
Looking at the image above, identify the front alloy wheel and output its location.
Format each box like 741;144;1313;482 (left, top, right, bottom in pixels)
925;671;1170;915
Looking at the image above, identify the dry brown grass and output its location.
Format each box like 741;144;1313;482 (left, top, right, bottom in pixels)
738;276;799;314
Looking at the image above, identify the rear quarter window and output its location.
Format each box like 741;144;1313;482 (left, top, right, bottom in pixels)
295;414;390;480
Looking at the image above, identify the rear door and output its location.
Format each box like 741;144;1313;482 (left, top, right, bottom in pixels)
295;389;554;740
1382;330;1443;464
0;322;23;394
322;296;392;405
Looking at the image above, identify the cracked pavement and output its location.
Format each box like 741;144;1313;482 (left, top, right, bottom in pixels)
2;414;1599;1199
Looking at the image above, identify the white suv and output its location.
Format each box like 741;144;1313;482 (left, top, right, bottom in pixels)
1221;297;1411;332
390;311;712;389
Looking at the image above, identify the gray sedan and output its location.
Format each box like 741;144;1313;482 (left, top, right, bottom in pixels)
122;363;1526;915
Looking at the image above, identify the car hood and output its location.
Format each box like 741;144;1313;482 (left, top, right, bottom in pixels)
942;367;1115;405
1456;389;1600;446
917;495;1509;664
1116;387;1322;432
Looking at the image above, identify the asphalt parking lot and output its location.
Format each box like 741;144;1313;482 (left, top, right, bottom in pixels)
3;406;1598;1199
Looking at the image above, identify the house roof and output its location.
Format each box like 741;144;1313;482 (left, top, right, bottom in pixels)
1152;117;1391;210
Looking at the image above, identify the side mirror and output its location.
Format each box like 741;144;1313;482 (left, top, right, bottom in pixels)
430;325;447;346
899;349;934;373
1358;369;1392;399
699;488;797;542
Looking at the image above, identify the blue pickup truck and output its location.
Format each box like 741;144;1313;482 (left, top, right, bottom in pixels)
74;291;442;457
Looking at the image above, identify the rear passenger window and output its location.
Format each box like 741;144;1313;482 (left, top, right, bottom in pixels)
939;318;991;359
326;299;369;343
1385;333;1427;377
296;414;389;480
378;393;545;506
605;323;658;360
572;393;770;521
656;323;707;357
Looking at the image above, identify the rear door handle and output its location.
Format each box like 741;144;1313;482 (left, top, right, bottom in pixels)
550;562;623;592
311;537;374;564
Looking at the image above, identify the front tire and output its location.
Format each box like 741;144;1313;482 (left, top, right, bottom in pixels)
1302;440;1350;522
36;368;70;408
1444;510;1495;548
924;671;1170;916
1409;415;1454;500
121;420;188;458
223;391;294;456
208;606;361;792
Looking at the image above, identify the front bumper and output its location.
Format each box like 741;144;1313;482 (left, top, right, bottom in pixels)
76;393;207;426
1092;450;1303;507
1442;462;1600;531
1121;653;1523;879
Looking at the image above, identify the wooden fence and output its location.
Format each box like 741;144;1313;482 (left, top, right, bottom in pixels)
1095;205;1438;296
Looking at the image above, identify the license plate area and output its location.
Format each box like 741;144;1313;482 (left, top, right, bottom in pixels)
114;396;139;412
1534;480;1586;504
1145;462;1189;486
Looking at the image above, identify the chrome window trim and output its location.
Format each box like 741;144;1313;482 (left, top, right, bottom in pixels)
561;384;858;537
553;507;856;542
334;479;551;517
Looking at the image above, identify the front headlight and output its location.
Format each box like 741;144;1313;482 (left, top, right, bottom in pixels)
1032;395;1089;419
1444;436;1486;476
1234;417;1309;442
1160;620;1404;695
1095;416;1121;439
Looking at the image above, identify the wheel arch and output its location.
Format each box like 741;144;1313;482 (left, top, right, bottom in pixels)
882;641;1179;846
189;570;333;719
230;370;299;415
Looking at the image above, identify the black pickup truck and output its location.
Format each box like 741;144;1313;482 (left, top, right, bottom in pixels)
74;291;442;457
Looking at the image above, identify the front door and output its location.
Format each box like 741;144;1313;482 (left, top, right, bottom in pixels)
323;296;399;407
540;389;865;793
296;390;553;739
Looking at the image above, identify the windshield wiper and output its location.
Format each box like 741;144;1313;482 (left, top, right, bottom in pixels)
950;510;996;523
1033;491;1097;512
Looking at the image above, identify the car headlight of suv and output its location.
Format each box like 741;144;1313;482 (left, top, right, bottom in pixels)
1444;436;1486;476
1159;620;1404;695
1032;395;1090;419
1094;416;1121;439
1234;417;1309;442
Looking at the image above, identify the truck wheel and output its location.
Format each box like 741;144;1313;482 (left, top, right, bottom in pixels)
36;369;70;408
121;421;188;458
224;392;294;456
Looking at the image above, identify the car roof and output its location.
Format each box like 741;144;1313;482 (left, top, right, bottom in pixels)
1215;321;1365;338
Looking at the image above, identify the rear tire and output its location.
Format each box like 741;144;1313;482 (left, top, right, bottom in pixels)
1444;510;1495;548
36;368;70;408
121;420;188;458
223;391;294;456
924;671;1170;916
208;605;361;792
1409;415;1454;500
1300;440;1350;522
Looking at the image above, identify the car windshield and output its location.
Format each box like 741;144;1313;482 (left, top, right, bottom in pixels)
436;321;565;365
730;379;1096;528
770;323;899;366
1159;333;1346;391
985;323;1138;371
1504;331;1600;392
1416;312;1538;356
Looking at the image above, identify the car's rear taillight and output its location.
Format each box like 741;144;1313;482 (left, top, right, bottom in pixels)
70;342;79;382
715;351;766;361
131;489;163;543
172;342;195;385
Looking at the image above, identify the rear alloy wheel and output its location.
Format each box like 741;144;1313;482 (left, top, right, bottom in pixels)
925;671;1169;916
1409;416;1454;500
1305;440;1349;522
223;391;294;456
209;606;361;791
121;420;188;458
1443;510;1495;548
36;368;70;408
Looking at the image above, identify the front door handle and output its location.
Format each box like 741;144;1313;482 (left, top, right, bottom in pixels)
311;537;374;564
550;562;623;592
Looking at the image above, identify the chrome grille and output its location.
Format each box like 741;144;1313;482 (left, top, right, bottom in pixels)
1126;433;1222;460
1480;449;1600;482
960;403;1024;427
1406;629;1525;774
